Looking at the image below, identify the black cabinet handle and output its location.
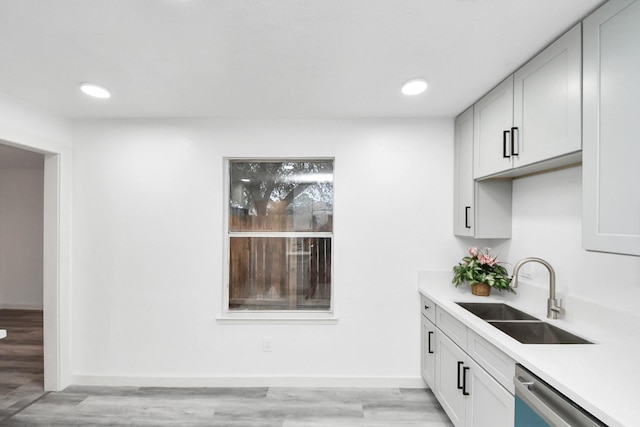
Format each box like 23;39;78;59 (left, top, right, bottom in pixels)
464;206;471;229
457;361;464;390
427;331;434;354
462;366;470;396
503;130;511;158
511;127;519;156
424;304;429;310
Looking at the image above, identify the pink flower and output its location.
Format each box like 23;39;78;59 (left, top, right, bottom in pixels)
478;252;498;266
468;247;478;257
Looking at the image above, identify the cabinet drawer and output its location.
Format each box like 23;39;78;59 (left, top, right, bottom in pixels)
436;306;467;351
420;295;436;323
467;329;515;394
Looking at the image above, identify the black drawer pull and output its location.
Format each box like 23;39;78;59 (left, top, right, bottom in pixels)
503;130;511;158
457;361;464;389
462;366;470;396
464;206;471;229
511;127;519;156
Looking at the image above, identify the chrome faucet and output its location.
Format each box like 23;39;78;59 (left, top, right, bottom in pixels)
510;257;566;319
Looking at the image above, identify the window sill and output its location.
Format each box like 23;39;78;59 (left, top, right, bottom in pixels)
216;312;339;325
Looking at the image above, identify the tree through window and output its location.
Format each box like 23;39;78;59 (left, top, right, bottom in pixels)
227;160;333;311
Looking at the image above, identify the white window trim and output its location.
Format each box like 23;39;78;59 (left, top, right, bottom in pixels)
218;157;337;323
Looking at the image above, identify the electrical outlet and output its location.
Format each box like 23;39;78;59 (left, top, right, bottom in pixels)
263;337;272;352
520;263;533;279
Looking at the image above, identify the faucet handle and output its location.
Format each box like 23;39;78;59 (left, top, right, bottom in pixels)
547;298;565;319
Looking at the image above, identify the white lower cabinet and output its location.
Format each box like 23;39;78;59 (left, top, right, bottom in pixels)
421;315;436;389
435;330;467;426
421;296;437;389
464;357;514;427
422;303;515;427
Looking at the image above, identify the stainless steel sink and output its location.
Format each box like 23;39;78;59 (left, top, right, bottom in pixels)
456;302;539;321
456;302;592;344
488;321;593;345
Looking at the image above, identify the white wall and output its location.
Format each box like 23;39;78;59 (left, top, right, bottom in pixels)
506;166;640;315
70;118;460;386
0;168;44;309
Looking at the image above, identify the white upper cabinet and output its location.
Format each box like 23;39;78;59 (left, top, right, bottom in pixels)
583;0;640;256
472;77;514;179
454;107;475;237
513;24;582;169
473;24;582;179
455;107;512;239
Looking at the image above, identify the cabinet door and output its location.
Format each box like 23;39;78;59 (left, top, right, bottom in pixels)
467;330;515;394
464;357;514;427
435;330;467;427
583;0;640;256
421;315;437;389
513;24;582;169
454;106;474;236
473;76;514;179
455;106;513;239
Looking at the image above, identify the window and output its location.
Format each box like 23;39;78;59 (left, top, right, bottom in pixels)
225;159;334;314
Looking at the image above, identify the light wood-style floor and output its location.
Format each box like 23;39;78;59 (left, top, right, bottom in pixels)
1;387;454;426
0;310;453;426
0;309;46;424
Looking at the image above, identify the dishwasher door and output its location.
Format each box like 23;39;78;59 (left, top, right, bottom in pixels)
514;365;607;427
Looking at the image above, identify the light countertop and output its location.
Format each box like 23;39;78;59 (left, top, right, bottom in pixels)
419;270;640;427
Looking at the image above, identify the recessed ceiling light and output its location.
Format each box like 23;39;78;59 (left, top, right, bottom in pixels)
401;79;428;96
80;83;111;99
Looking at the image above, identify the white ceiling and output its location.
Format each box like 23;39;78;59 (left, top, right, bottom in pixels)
0;0;604;119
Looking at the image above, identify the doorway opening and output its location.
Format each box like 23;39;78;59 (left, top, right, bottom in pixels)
0;143;45;407
0;141;60;398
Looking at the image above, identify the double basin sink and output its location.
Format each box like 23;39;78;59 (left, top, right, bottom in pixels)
456;302;592;345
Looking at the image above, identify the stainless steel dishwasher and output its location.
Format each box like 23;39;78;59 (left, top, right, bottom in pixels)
514;364;607;427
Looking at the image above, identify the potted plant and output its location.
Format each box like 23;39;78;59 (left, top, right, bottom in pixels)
452;247;514;296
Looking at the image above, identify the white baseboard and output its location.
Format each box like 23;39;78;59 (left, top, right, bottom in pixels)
70;375;427;389
0;303;44;310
